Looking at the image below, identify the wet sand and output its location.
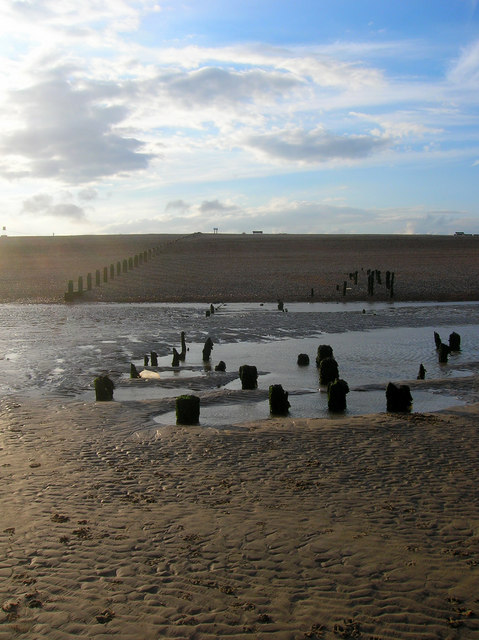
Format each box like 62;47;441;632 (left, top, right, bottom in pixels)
1;390;479;639
1;232;479;303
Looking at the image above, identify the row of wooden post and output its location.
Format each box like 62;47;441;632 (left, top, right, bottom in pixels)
65;246;161;300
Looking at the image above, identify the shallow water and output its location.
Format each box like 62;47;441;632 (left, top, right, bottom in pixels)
0;301;477;421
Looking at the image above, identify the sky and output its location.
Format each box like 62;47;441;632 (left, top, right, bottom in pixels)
1;0;479;236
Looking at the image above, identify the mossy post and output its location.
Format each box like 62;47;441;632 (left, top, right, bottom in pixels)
386;382;412;412
94;375;114;401
239;365;258;390
449;332;461;351
150;351;158;366
269;384;290;416
176;395;200;425
215;360;226;372
180;331;186;361
130;364;140;379
297;353;310;366
319;357;339;386
434;331;442;349
144;354;149;366
316;344;333;368
202;337;214;361
327;378;349;412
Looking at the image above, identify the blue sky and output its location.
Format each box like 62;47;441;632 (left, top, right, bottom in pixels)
1;0;478;236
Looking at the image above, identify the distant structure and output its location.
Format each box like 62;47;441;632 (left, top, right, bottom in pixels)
252;230;263;234
213;227;218;234
1;226;6;237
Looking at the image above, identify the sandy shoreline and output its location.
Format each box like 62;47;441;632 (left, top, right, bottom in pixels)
1;388;479;639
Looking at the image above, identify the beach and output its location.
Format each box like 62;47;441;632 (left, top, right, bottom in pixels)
1;395;479;639
1;234;479;639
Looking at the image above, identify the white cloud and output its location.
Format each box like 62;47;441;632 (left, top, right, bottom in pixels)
0;68;153;183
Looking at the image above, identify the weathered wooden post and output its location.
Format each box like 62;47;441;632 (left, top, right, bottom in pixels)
144;355;149;366
328;378;349;412
94;375;114;401
277;299;284;311
316;344;333;368
139;253;143;265
417;364;426;380
180;331;186;361
386;383;412;412
150;351;158;366
438;343;449;363
269;384;290;415
297;354;310;366
176;395;200;425
319;357;339;386
389;272;395;298
215;360;226;372
434;331;442;349
210;303;215;315
239;365;258;390
449;332;461;351
342;281;347;296
172;348;180;367
130;364;140;379
202;337;214;361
